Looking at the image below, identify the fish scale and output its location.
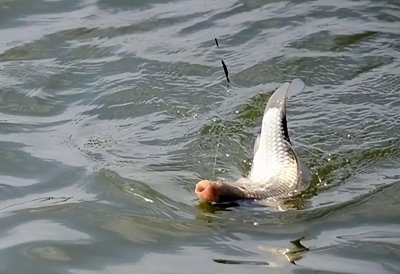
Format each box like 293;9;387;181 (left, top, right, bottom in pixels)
238;79;309;198
195;79;310;203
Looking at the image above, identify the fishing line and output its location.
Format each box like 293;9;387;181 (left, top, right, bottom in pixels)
211;86;231;178
200;0;232;178
211;131;221;178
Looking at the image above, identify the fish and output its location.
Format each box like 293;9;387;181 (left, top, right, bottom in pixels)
195;78;310;203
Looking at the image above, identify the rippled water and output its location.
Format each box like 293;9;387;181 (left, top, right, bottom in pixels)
0;0;399;273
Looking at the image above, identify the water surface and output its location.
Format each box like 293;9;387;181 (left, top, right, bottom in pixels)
0;0;399;273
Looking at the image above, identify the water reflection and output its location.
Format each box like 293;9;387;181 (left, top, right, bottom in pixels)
213;237;309;266
196;193;310;215
259;238;309;265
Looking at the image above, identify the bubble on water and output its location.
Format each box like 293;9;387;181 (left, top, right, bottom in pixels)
235;110;239;114
253;222;258;226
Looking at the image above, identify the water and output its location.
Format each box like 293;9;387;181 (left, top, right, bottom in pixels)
0;0;399;273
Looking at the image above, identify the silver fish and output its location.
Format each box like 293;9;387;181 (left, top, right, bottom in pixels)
195;79;310;203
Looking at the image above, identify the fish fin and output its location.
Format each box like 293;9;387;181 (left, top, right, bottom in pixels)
296;155;311;191
287;78;305;98
266;78;305;110
284;141;310;191
264;79;305;143
286;78;308;189
266;82;290;110
253;135;260;155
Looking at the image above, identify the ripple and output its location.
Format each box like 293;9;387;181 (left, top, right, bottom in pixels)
0;0;400;273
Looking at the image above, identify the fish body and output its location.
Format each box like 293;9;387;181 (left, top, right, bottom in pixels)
195;79;310;203
245;78;310;198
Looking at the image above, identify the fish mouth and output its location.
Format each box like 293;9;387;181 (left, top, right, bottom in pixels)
195;180;245;203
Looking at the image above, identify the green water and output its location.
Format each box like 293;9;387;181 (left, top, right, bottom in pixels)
0;0;399;273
